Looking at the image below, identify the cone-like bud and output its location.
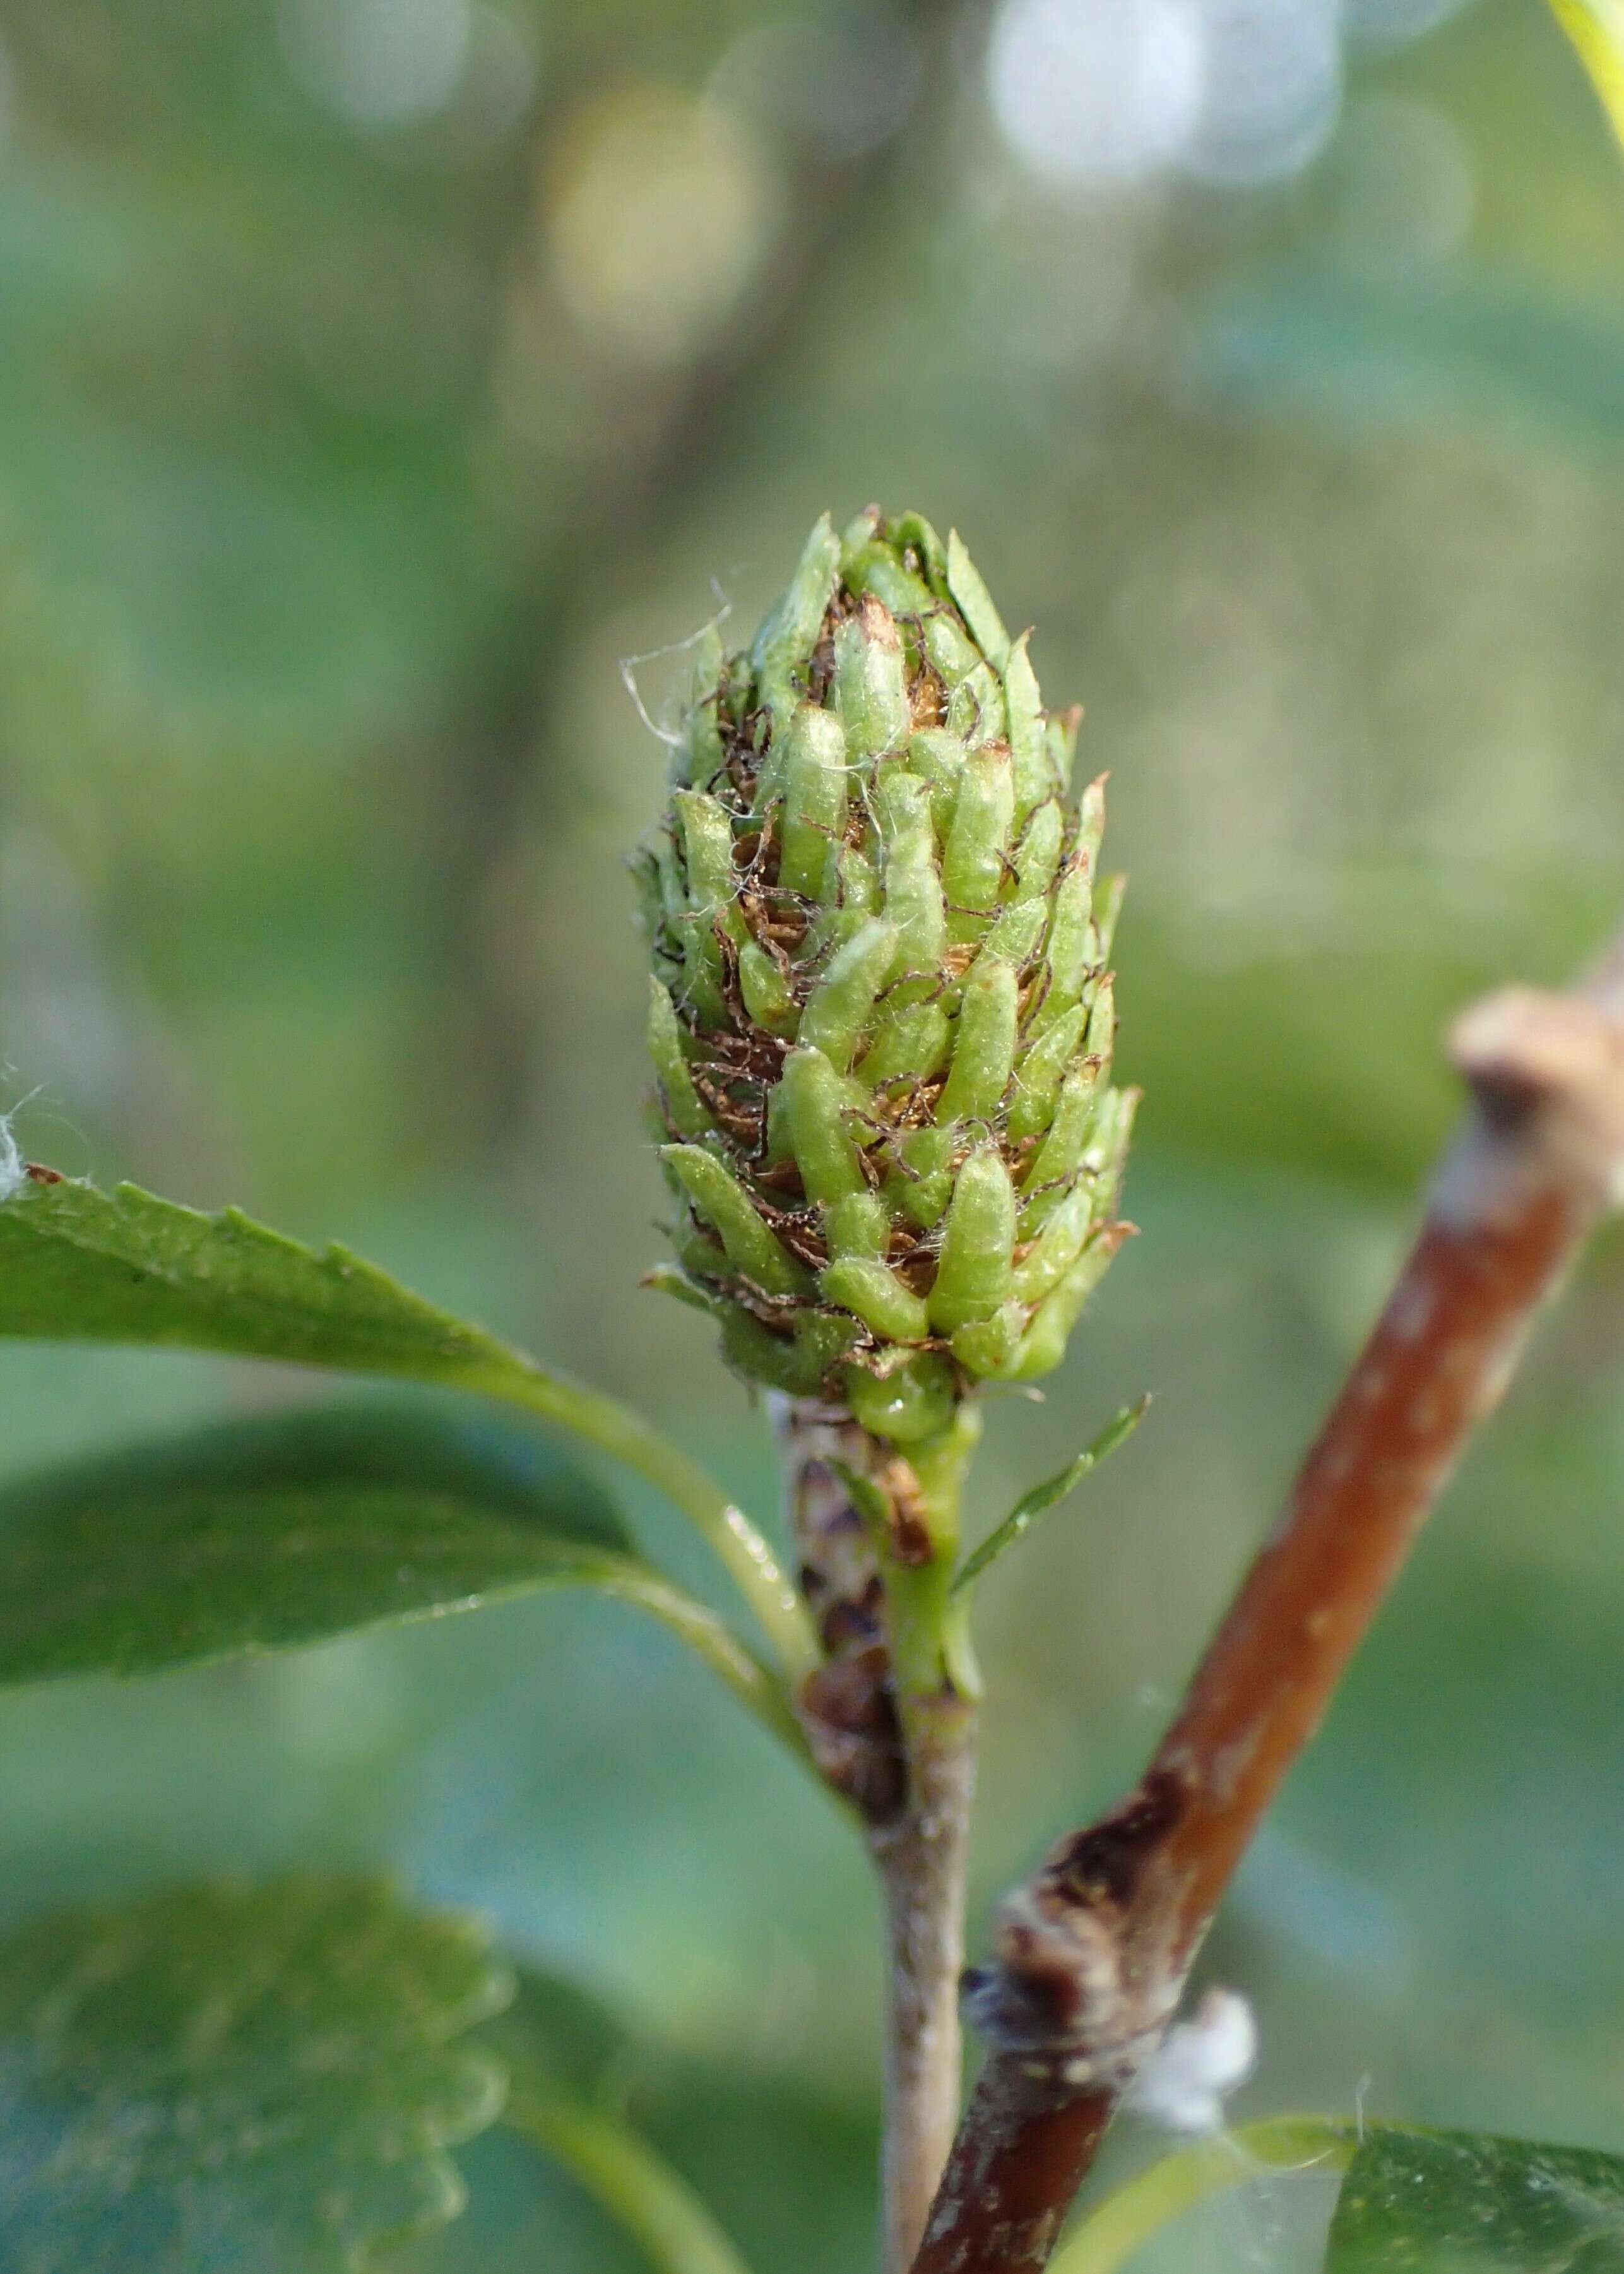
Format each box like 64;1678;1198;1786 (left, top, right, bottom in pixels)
634;508;1135;1443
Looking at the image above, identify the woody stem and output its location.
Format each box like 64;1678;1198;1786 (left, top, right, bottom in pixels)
775;1397;981;2274
911;928;1624;2274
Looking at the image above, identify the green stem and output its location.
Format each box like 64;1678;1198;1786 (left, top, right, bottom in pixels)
885;1405;983;1710
1050;2116;1359;2274
463;1359;820;1683
871;1403;982;2273
505;2090;756;2274
579;1550;811;1766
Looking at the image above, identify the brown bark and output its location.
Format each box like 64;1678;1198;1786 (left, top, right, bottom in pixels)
874;1694;977;2274
912;940;1624;2274
776;1396;977;2271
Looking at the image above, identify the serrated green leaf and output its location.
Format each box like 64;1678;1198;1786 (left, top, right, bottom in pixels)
0;1174;525;1379
1326;2126;1624;2272
0;1875;513;2273
951;1397;1149;1597
0;1404;632;1684
0;1172;820;1686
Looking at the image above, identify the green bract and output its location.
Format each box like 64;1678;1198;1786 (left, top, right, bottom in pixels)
634;508;1135;1442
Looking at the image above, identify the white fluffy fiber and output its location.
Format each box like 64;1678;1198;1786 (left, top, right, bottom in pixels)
1125;1987;1258;2134
0;1116;23;1203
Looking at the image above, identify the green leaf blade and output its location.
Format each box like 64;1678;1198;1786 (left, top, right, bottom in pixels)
1327;2126;1624;2272
0;1174;820;1683
0;1876;513;2273
0;1406;630;1686
0;1406;806;1754
0;1175;515;1381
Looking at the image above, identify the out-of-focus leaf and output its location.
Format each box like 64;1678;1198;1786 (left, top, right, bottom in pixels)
489;1971;753;2274
0;1405;637;1684
0;1875;512;2272
1549;1;1624;151
1326;2124;1624;2270
480;1968;632;2109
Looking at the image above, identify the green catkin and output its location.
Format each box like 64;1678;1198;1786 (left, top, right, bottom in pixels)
1029;860;1094;1036
821;1258;931;1345
779;1045;867;1204
905;729;967;838
753;516;840;732
647;979;717;1141
738;941;797;1033
661;1146;810;1299
1019;1063;1105;1236
939;958;1019;1124
799;920;899;1070
1004;633;1050;823
681;623;726;787
942;747;1015;941
1011;797;1064;903
778;705;848;900
876;768;947;984
634;509;1135;1434
860;1001;951;1090
928;1150;1016;1335
835;595;911;758
1008;1004;1089;1142
1046;704;1083;792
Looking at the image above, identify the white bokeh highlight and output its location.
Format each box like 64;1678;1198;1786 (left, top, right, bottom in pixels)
987;0;1476;193
987;0;1205;188
279;0;471;129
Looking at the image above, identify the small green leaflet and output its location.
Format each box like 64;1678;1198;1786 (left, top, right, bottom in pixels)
0;1876;512;2273
1327;2125;1624;2272
0;1404;634;1684
952;1397;1149;1596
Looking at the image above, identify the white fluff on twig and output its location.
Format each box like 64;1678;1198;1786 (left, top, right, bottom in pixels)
1125;1987;1257;2134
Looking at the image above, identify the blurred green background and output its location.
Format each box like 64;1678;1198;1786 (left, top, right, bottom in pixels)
1;0;1623;2265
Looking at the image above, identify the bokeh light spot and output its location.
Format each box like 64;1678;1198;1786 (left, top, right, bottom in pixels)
548;89;781;368
279;0;472;129
986;0;1205;188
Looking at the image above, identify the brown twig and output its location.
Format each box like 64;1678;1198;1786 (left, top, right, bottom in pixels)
873;1698;977;2273
912;931;1624;2274
776;1395;979;2273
